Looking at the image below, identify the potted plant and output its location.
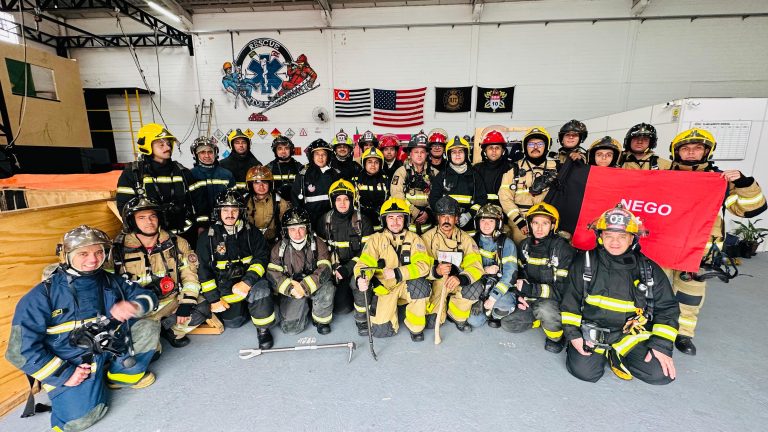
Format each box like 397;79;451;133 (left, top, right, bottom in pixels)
731;219;768;257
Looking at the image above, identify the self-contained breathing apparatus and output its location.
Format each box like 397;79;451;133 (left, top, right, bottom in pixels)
529;169;559;197
69;315;137;369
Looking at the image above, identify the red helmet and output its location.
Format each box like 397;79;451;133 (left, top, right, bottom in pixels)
379;134;400;149
481;130;506;146
297;54;307;64
428;129;448;145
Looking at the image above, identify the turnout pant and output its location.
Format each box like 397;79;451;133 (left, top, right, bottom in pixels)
144;293;209;338
352;277;431;337
278;281;335;334
215;279;276;329
565;338;674;385
333;272;355;315
665;268;705;338
425;278;483;328
499;298;563;341
50;319;160;430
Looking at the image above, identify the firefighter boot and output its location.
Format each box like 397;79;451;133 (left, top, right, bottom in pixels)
257;328;274;350
410;331;424;342
356;321;369;336
545;337;565;354
162;327;190;348
675;335;697;356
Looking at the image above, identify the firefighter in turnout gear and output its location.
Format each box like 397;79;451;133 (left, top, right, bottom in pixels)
391;131;439;234
427;128;449;173
189;136;236;229
116;123;206;240
353;198;433;341
499;126;560;244
195;190;273;348
220;128;262;191
668;128;766;355
561;204;679;384
331;129;361;181
423;197;485;333
501;203;573;353
266;135;303;202
588;136;621;167
429;136;487;235
618;123;672;170
473;127;512;208
379;133;403;187
467;204;519;329
553;119;588;165
267;208;335;335
245;165;290;245
112;196;206;349
357;130;379;156
354;148;390;231
317;179;374;319
6;225;158;431
291;138;340;231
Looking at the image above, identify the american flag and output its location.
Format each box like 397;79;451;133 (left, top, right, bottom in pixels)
334;88;371;117
373;88;427;128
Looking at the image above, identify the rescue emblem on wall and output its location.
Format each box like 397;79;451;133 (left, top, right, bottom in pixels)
221;38;319;113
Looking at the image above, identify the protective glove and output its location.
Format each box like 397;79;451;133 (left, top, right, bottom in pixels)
459;212;472;228
232;281;251;298
211;300;230;313
176;303;192;318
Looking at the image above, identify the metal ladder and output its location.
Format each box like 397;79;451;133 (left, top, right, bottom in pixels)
198;98;214;138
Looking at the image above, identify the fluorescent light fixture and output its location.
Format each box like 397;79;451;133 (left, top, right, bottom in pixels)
146;1;181;23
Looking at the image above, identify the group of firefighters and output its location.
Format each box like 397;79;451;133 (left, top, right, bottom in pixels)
6;119;766;431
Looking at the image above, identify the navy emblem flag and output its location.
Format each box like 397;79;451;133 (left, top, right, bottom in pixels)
435;86;472;113
373;88;427;128
334;88;371;117
476;86;514;113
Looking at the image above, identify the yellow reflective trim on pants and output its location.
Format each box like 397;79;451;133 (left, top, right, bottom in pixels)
448;300;470;320
532;319;541;328
678;316;697;327
561;312;582;327
613;332;651;356
585;295;636;313
354;303;367;313
540;284;550;298
312;312;332;324
31;356;64;381
495;281;509;294
426;301;437;314
221;292;246;303
248;263;265;276
652;324;678;342
405;309;426;326
543;328;563;340
53;426;64;432
251;312;276;326
555;269;569;278
107;371;145;385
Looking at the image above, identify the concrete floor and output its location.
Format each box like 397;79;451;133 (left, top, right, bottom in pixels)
3;254;768;432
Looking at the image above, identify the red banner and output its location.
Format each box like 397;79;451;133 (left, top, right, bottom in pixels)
571;167;727;272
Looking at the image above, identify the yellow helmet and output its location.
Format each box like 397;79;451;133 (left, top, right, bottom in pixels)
379;197;411;228
525;203;560;233
328;179;356;203
361;147;384;163
227;129;251;149
445;135;470;153
331;129;354;148
670;128;717;162
136;123;175;156
523;126;553;155
589;203;647;236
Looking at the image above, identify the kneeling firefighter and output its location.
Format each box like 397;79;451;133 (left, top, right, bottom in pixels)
353;198;433;341
560;204;679;384
267;208;336;335
196;190;274;348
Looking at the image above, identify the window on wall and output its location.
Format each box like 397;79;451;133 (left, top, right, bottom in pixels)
5;59;59;101
0;12;19;45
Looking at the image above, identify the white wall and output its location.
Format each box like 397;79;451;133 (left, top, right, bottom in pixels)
58;0;768;167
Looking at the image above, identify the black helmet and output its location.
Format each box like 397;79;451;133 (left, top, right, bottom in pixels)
122;195;163;234
304;138;332;161
357;130;379;149
271;135;295;156
624;123;657;151
190;136;218;165
434;196;461;216
406;130;429;151
281;207;311;238
558;120;588;145
213;189;246;224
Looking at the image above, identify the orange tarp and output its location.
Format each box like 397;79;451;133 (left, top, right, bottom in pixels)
0;170;121;191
